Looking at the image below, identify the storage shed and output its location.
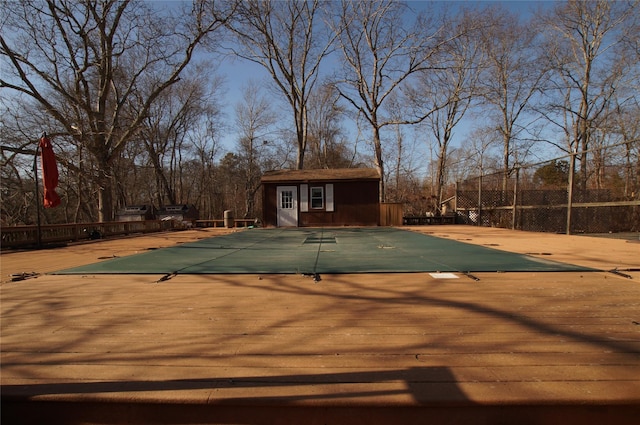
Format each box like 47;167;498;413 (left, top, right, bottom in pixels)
157;204;199;222
261;168;381;227
116;205;155;222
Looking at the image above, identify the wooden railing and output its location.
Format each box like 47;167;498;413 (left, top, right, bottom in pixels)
194;219;258;228
1;218;261;249
403;215;456;225
1;220;177;249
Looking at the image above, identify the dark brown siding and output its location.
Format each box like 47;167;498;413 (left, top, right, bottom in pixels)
300;181;379;227
262;184;278;227
261;170;380;227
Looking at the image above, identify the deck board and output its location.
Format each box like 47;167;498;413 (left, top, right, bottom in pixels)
2;226;639;424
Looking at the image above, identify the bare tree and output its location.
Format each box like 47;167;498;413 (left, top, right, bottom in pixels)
306;82;354;169
224;0;336;170
610;98;640;200
538;0;637;191
331;0;449;201
187;121;222;219
1;0;232;221
418;10;482;208
136;63;224;207
478;7;548;192
0;109;40;225
461;127;502;178
608;11;639;201
383;90;426;203
0;94;85;224
234;81;279;217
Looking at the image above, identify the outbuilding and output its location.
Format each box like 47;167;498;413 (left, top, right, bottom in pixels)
261;168;381;227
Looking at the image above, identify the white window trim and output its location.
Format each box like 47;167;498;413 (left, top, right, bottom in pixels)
311;186;324;209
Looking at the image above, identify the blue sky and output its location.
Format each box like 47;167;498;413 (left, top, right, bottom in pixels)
166;1;558;167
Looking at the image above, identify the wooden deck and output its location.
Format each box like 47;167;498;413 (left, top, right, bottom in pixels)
1;226;639;424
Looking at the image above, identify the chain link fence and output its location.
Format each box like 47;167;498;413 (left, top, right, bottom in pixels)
455;142;640;234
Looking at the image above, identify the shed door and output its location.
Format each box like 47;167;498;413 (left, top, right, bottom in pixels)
276;186;298;227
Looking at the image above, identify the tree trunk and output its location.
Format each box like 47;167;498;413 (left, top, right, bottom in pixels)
96;154;115;222
373;126;385;202
295;104;308;170
436;143;448;210
98;180;114;222
502;129;510;193
395;124;403;200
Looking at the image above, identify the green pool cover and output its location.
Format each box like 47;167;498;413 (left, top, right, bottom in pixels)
55;227;594;275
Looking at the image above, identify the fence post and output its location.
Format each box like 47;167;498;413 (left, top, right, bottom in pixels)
454;182;458;221
477;173;482;226
512;167;519;230
566;149;576;235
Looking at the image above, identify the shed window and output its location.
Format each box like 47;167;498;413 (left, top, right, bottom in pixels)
311;187;324;209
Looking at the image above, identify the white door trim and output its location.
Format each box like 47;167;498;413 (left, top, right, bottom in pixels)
276;186;298;227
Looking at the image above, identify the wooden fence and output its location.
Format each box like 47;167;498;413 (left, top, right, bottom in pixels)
1;218;259;249
1;220;176;249
379;203;403;226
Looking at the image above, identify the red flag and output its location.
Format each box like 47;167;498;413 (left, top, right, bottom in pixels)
39;135;61;208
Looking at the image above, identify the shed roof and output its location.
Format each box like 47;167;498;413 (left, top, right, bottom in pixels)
261;168;380;183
